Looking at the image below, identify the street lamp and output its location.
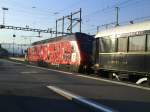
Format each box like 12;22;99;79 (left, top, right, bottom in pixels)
2;7;8;25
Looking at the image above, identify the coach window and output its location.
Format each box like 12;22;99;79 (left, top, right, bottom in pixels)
100;37;116;53
147;34;150;51
118;37;127;52
129;35;146;52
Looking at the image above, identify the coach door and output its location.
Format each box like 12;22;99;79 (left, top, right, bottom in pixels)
117;37;128;70
94;38;99;64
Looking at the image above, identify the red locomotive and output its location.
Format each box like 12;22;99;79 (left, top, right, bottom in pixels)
26;33;94;72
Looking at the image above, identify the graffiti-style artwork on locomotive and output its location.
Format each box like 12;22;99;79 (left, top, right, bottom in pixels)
26;33;94;72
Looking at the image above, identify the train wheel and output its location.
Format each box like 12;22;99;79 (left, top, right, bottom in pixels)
148;74;150;86
108;72;114;79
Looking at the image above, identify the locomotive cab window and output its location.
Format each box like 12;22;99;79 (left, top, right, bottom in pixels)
129;35;146;52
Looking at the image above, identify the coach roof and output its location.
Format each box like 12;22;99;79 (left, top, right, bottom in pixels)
32;32;91;45
96;20;150;38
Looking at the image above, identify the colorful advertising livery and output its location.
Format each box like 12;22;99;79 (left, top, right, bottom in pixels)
26;33;94;72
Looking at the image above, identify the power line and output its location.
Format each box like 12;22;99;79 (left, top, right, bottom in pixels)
119;0;144;9
57;0;83;13
85;15;150;34
8;11;55;22
120;16;150;25
8;8;53;17
83;0;144;22
84;0;131;18
83;0;146;32
1;0;54;15
1;0;83;17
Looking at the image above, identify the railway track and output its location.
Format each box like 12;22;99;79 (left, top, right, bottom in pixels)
7;58;150;89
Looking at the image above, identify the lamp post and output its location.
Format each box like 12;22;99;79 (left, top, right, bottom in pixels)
2;7;8;25
115;7;119;26
13;34;16;57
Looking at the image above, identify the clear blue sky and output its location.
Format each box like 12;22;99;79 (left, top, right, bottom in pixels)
0;0;150;44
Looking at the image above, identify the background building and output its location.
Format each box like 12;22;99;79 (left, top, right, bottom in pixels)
0;43;29;56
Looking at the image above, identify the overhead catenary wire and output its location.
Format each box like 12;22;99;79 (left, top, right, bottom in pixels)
58;0;83;13
87;15;150;33
0;0;84;33
0;0;55;15
1;0;83;17
84;0;131;18
83;0;143;22
120;16;150;25
83;0;148;34
1;0;150;36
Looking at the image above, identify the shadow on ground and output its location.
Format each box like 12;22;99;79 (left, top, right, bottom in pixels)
93;98;150;112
